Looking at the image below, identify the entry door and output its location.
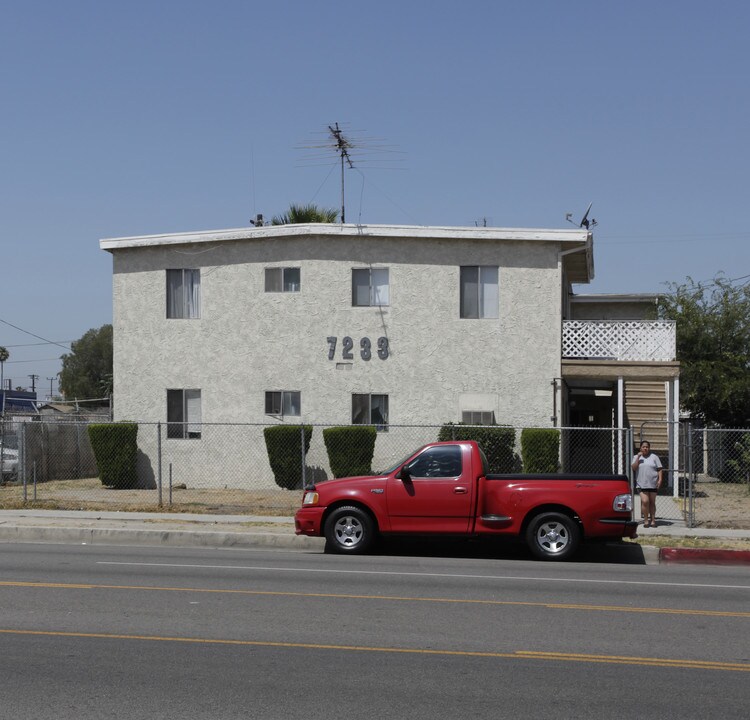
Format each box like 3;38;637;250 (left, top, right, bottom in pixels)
386;445;473;533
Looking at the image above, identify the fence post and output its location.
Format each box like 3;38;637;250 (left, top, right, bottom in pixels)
300;425;307;489
692;423;695;528
157;422;163;508
20;421;26;493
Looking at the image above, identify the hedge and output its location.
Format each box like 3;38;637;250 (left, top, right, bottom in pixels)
521;428;560;473
323;426;377;478
87;423;139;489
263;425;313;490
437;424;516;473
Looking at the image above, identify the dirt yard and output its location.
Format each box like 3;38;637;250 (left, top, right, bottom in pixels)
690;479;750;529
0;477;301;516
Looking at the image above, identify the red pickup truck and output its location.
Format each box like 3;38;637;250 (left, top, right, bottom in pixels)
295;440;638;560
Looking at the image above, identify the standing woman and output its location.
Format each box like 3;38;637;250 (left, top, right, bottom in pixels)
632;440;663;528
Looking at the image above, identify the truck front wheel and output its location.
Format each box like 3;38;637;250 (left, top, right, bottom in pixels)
324;506;376;555
526;512;580;561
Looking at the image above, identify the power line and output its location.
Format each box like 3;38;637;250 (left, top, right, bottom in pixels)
2;341;73;348
0;318;71;351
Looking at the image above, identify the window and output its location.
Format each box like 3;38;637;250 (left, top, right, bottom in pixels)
407;445;463;478
352;393;389;430
167;389;201;439
265;267;300;292
460;266;498;319
265;391;301;416
462;410;496;425
167;269;201;319
352;268;389;307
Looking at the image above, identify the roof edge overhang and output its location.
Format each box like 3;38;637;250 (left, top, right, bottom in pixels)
99;223;591;252
571;293;660;304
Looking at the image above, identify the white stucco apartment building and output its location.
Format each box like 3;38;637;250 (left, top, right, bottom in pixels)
100;223;679;486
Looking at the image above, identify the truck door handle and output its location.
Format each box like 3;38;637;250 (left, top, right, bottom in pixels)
453;487;468;494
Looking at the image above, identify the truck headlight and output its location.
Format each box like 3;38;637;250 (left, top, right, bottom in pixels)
613;493;632;512
302;491;319;506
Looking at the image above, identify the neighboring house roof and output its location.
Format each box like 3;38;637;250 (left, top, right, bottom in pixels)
37;403;78;414
100;223;595;284
0;391;38;413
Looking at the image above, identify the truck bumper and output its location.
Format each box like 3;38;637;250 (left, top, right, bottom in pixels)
295;507;325;537
598;518;639;539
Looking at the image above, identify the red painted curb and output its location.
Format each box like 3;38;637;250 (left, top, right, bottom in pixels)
659;547;750;566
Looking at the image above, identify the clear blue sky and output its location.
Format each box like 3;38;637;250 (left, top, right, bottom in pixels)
1;0;748;398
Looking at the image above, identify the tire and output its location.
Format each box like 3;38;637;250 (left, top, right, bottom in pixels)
324;506;376;555
525;512;580;561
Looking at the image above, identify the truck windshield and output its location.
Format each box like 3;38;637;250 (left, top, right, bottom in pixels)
377;446;428;475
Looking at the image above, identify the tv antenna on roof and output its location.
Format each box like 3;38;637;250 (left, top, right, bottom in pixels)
565;202;597;230
297;123;404;224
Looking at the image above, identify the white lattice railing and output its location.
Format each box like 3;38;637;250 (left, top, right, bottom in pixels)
562;320;676;361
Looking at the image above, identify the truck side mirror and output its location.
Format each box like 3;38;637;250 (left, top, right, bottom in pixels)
396;465;412;482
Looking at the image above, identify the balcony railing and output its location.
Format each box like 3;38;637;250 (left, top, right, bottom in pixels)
562;320;676;361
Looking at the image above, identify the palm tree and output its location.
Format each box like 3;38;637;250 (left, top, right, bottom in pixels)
271;203;339;225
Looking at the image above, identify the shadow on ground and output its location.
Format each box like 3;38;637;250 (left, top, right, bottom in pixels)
369;536;647;565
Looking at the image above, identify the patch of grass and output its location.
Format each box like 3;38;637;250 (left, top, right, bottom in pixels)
625;536;750;552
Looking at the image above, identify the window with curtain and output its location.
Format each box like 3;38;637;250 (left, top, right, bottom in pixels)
460;266;498;319
352;393;389;431
167;389;202;439
265;391;301;416
352;268;389;307
167;269;201;319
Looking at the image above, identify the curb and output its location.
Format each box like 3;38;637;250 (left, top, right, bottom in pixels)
0;525;326;551
659;547;750;566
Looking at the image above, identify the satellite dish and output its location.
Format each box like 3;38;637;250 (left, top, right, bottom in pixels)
566;202;597;229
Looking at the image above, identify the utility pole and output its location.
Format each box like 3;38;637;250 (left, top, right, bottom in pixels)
28;374;39;393
47;377;55;400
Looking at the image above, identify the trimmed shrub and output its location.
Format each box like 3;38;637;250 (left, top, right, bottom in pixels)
87;423;138;489
263;425;312;490
323;426;377;478
437;424;516;473
521;428;560;473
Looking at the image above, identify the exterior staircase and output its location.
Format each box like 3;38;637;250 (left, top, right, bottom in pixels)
624;380;669;458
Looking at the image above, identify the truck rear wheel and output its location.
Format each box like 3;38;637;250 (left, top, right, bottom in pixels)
324;506;375;555
526;512;580;561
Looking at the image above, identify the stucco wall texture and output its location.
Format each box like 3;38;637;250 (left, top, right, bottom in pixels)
111;233;564;429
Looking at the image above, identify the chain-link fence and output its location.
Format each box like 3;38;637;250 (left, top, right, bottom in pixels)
1;418;748;527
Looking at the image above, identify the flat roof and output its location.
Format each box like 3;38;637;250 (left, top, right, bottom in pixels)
100;222;590;249
99;222;594;283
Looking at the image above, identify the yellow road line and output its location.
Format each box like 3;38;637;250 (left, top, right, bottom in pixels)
0;580;748;618
1;629;747;672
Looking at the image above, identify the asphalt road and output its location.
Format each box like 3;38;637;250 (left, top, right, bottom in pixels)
0;542;748;719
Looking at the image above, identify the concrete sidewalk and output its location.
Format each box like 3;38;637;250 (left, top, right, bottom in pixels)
0;509;748;565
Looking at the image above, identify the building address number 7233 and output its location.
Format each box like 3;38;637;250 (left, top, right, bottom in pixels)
327;336;389;361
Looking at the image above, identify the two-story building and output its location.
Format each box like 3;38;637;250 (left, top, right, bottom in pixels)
100;223;679;487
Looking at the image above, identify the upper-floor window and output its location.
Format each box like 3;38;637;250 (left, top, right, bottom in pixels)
167;269;201;319
352;393;389;430
167;388;201;439
265;267;300;293
460;266;498;319
265;390;301;416
352;268;389;307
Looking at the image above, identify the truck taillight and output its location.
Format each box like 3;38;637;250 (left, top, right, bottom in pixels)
302;491;319;506
613;493;632;512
